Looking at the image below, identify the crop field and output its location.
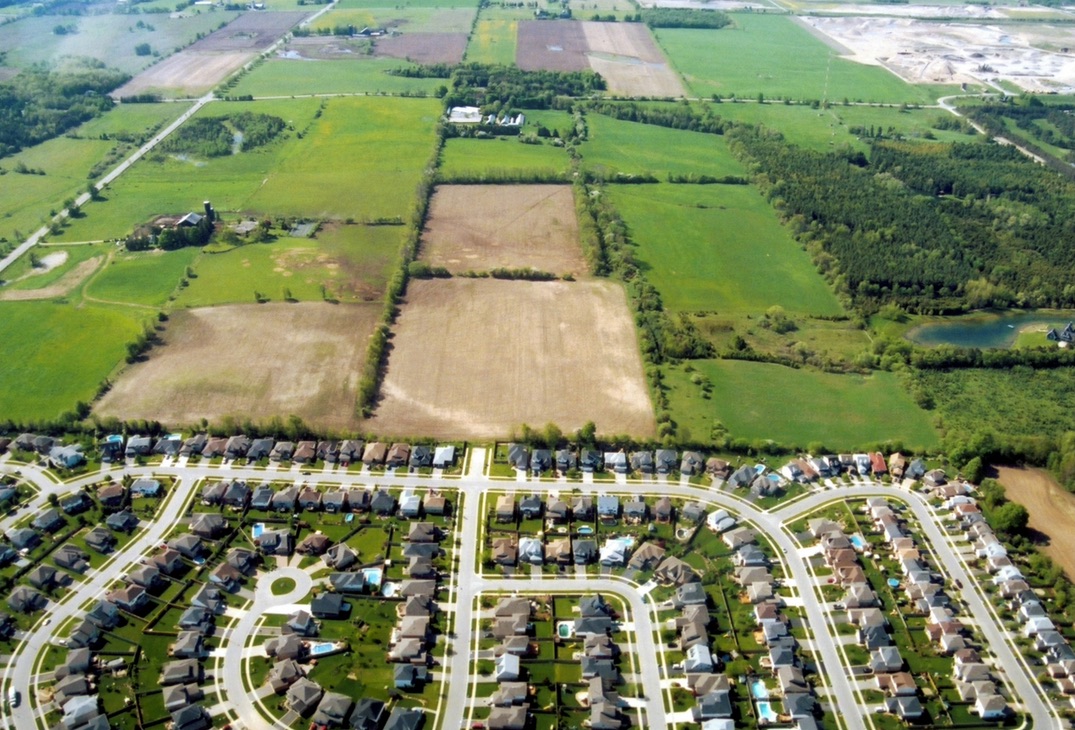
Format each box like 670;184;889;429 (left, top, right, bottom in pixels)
607;183;844;316
95;302;381;430
85;248;200;308
112;11;308;97
231;55;443;96
0;11;240;74
365;278;655;439
174;223;402;307
420;185;583;275
309;6;477;34
665;360;940;450
372;33;469;64
439;137;570;179
654;15;947;104
0;301;145;422
517;20;684;97
466;18;517;64
53;96;437;241
583;113;747;178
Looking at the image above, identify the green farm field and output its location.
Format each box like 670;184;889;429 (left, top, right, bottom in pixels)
310;6;476;33
439;137;570;179
0;11;240;74
704;100;980;151
655;15;952;104
85;248;200;308
75;103;185;140
583;113;747;179
53;96;438;241
608;183;843;316
0;301;145;421
230;58;441;101
0;244;103;293
174;223;402;307
667;360;940;450
466;17;517;64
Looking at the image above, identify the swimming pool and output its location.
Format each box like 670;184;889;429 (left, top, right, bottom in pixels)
757;701;779;723
310;642;337;656
887;578;900;588
750;679;769;699
251;523;265;539
362;567;383;588
849;535;865;550
577;525;593;535
557;621;574;638
767;474;781;483
382;582;398;598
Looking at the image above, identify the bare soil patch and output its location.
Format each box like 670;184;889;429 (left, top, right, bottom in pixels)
0;256;102;301
95;302;378;430
113;11;307;97
995;465;1075;579
517;21;683;96
373;33;468;64
517;20;590;72
364;278;655;439
420;185;585;275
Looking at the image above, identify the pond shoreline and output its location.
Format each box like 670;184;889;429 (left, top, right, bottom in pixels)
906;309;1075;349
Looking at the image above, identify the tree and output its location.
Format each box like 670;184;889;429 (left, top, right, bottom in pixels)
543;422;562;449
135;43;152;56
576;421;597;446
961;456;985;484
992;502;1029;535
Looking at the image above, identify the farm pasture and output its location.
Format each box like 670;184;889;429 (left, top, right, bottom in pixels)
85;248;201;308
466;17;517;64
0;245;102;293
419;185;583;275
309;6;477;34
583;112;747;178
231;56;443;96
654;14;947;103
0;11;240;75
365;278;655;439
665;360;940;450
607;183;844;316
438;137;570;180
0;301;145;422
174;224;402;307
0;256;103;301
95;302;381;431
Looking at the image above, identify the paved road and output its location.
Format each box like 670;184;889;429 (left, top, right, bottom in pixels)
0;457;1059;730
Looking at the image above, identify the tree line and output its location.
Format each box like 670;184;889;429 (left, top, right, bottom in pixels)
158;112;286;158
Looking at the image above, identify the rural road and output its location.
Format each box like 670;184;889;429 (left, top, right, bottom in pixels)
0;455;1061;730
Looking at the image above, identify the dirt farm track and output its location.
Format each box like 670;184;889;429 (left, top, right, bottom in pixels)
365;278;656;439
95;302;379;431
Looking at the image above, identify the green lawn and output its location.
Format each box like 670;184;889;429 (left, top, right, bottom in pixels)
0;301;145;421
309;5;476;33
583;112;748;179
438;137;570;179
654;15;952;104
174;223;402;307
466;17;517;64
85;247;200;308
230;57;443;97
607;183;843;316
666;360;940;450
0;11;240;74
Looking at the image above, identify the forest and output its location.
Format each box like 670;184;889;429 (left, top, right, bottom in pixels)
158;112;286;158
443;65;607;110
0;61;128;158
640;8;732;28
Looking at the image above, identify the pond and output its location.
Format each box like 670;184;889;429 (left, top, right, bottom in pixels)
905;310;1075;349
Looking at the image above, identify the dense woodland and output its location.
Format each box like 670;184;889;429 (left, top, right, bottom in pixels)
157;112;286;158
640;8;731;28
0;61;128;158
443;65;606;110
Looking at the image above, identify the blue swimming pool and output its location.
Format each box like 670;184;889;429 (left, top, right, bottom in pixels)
751;680;768;699
887;578;900;588
577;525;593;535
310;642;336;656
251;523;265;539
849;535;865;550
757;701;779;722
767;474;781;483
362;567;383;588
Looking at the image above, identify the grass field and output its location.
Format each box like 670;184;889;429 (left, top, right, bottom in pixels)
309;6;476;33
53;96;437;241
704;100;979;151
438;137;570;179
607;183;844;316
174;224;402;307
85;248;200;308
75;103;185;139
583;113;748;179
230;57;443;96
0;301;145;421
654;15;948;104
0;11;240;74
466;17;518;65
666;360;940;450
0;245;103;292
